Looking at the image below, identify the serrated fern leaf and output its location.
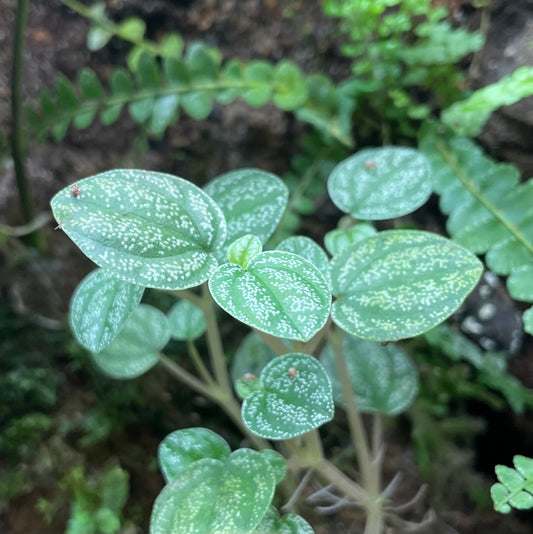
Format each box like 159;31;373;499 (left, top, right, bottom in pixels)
27;41;354;146
491;455;533;513
421;134;533;330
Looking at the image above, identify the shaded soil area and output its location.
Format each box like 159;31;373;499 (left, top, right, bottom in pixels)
2;1;533;533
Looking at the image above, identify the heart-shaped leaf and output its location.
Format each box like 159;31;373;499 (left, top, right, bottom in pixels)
167;299;206;340
51;169;226;290
330;230;483;341
204;169;288;263
241;353;334;440
69;268;144;352
321;335;418;415
158;428;231;483
327;147;432;220
92;304;169;379
150;449;276;534
209;251;331;342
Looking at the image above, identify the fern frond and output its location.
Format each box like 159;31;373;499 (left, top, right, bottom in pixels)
491;455;533;513
26;46;354;147
420;134;533;333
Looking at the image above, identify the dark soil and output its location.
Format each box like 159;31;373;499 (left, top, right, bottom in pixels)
1;1;533;533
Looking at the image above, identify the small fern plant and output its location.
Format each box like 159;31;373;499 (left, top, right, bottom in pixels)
491;455;533;514
50;145;484;533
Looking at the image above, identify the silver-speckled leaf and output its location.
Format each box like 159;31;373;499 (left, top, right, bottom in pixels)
158;428;231;483
204;169;288;263
277;235;331;289
150;449;276;534
51;169;226;290
230;332;277;385
92;303;170;379
324;223;377;256
209;251;331;342
330;230;483;341
241;353;334;440
167;299;206;340
321;335;418;415
327;147;432;220
69;268;144;352
254;507;314;534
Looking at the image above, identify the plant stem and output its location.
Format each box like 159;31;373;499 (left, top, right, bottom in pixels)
330;328;385;534
11;0;46;252
186;339;216;387
202;283;232;394
159;353;269;450
255;329;289;355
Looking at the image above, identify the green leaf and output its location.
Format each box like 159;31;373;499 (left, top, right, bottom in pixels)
442;66;533;136
78;68;105;100
330;230;483;341
56;76;79;111
209;251;331;342
150;94;180;135
164;57;190;86
117;17;146;41
508;265;533;301
69;268;144;352
277;236;329;275
51;170;226;290
204;168;288;263
167;299;206;341
241;353;334;440
150;449;276;534
327;147;432;220
321;335;418;415
157;33;184;58
272;61;308;110
230;332;277;385
158;428;231;483
227;234;262;269
324;223;377;256
99;465;129;515
87;26;113;51
259;450;286;485
181;92;214;120
491;455;533;513
242;61;273;107
254;507;314;534
92;304;169;379
218;60;243;104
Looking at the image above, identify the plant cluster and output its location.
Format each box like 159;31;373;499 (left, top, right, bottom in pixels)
4;0;533;531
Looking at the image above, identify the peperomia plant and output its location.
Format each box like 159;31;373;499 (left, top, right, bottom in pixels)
51;147;483;533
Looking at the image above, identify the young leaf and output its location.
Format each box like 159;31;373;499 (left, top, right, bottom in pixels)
327;147;432;220
259;450;286;485
324;223;377;256
150;449;276;534
321;335;418;415
230;331;277;385
158;428;231;483
227;234;262;269
92;304;169;379
69;268;144;352
204;168;288;262
491;455;533;514
209;251;331;342
330;230;483;341
87;26;113;51
50;169;226;290
241;353;334;440
167;299;206;341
